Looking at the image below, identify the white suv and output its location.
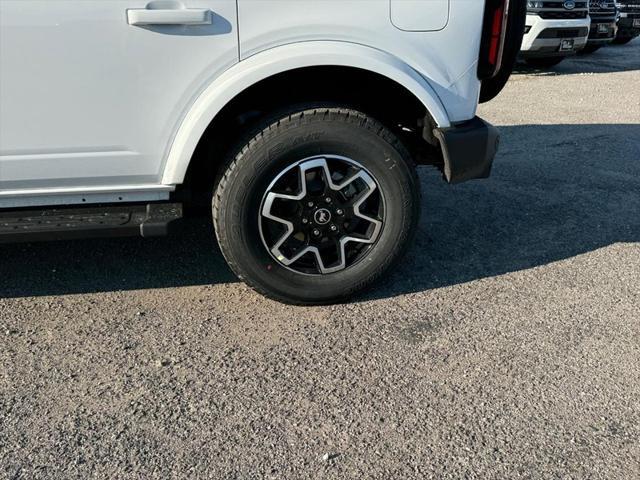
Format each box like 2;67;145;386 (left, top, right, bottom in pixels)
521;0;590;67
0;0;525;304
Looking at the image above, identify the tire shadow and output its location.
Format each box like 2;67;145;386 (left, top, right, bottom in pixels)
0;218;236;298
368;123;640;300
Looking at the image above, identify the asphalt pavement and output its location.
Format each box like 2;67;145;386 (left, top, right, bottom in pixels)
1;40;639;479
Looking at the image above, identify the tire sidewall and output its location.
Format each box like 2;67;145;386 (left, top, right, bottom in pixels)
216;110;419;303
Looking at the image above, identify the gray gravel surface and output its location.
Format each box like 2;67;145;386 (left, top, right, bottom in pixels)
2;40;640;479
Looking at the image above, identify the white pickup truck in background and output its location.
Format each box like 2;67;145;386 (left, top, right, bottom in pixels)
520;0;591;67
0;0;526;304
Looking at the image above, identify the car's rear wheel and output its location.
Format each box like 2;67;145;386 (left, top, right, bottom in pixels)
213;106;420;304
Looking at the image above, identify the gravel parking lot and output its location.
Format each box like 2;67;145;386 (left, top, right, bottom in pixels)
1;40;639;479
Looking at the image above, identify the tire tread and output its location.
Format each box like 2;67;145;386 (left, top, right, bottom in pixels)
213;106;418;305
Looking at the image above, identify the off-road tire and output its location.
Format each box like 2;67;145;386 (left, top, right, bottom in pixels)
213;106;420;305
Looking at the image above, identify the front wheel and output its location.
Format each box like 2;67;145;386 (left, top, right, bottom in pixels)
525;57;565;68
213;107;420;304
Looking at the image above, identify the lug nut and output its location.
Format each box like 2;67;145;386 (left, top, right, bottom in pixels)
312;229;321;236
302;218;309;224
336;209;344;215
307;201;314;208
330;224;338;232
325;197;332;203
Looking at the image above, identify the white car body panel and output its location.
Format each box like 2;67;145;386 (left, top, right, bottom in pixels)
0;0;486;208
0;0;239;193
161;41;452;185
237;0;484;122
0;184;174;209
390;0;450;31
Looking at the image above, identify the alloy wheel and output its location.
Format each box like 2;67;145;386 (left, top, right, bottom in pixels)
259;155;385;275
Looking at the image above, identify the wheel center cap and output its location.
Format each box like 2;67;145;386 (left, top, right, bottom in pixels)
314;208;332;225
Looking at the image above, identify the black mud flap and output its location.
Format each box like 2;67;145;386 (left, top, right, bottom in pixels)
433;117;500;184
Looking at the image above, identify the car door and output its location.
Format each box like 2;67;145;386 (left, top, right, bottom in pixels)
0;0;238;195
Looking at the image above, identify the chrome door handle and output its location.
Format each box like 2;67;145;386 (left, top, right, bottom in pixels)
127;8;212;26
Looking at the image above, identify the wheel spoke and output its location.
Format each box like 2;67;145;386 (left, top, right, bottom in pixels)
259;156;384;275
349;182;383;230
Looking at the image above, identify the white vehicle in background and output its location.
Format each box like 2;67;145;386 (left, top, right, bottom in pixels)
521;0;591;67
0;0;526;304
582;0;618;54
614;0;640;43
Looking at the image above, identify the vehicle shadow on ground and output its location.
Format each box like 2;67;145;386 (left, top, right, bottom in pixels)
0;219;237;298
513;39;640;76
367;123;640;301
0;123;638;301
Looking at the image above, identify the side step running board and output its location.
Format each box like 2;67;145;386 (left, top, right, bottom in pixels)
0;203;182;243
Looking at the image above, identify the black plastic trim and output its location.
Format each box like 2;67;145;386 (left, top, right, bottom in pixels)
0;202;183;243
538;27;589;38
433;117;500;184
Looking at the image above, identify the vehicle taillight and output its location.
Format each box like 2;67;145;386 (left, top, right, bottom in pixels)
478;0;510;80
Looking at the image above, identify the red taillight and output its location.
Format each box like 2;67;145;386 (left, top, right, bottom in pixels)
478;0;510;79
479;0;527;103
488;7;505;66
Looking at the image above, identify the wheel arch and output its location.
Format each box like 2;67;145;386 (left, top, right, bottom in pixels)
161;41;450;186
